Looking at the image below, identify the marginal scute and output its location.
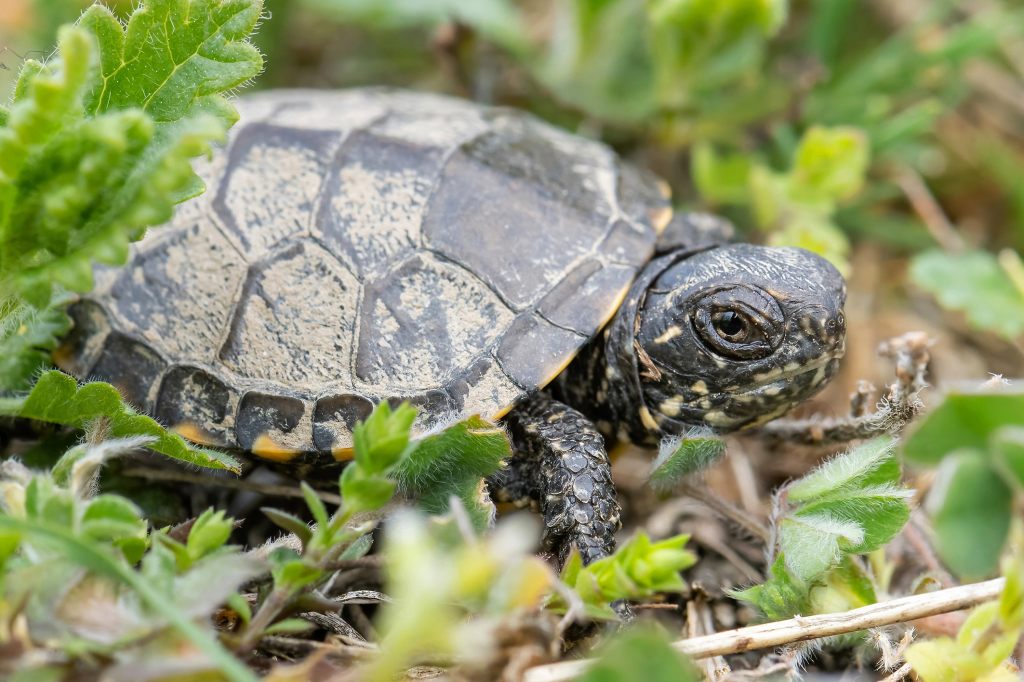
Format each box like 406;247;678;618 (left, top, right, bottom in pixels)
155;366;234;447
424;129;612;309
89;332;165;410
315;130;442;276
312;393;374;452
214;123;341;259
236;391;306;453
106;220;247;364
496;314;586;390
538;259;636;335
220;240;359;388
388;389;456;432
355;252;515;389
448;356;523;420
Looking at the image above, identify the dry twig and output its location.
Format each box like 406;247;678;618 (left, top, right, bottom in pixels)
524;578;1005;682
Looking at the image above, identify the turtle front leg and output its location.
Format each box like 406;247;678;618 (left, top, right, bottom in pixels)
491;394;620;565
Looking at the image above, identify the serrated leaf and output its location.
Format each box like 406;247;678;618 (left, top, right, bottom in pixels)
391;415;510;529
927;450;1012;580
80;1;263;122
910;249;1024;341
787;436;898;502
0;370;241;472
649;428;726;488
904;387;1024;465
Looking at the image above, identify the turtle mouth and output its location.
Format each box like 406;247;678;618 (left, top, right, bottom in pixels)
732;350;844;397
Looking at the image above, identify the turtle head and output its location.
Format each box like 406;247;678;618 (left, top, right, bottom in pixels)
634;244;846;432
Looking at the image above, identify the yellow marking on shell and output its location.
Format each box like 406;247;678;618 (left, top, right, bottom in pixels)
252;434;302;462
659;397;682;417
172;422;220;447
638;406;660;431
331;446;356;462
51;343;76;372
491;402;515;421
654;326;682;344
595;280;634;334
691;380;708;395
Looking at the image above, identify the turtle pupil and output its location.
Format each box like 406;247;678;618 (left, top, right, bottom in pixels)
716;312;744;338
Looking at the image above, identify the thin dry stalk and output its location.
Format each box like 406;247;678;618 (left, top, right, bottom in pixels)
524;578;1005;682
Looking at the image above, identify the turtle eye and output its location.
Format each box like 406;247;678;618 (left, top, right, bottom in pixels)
691;286;784;361
712;311;746;340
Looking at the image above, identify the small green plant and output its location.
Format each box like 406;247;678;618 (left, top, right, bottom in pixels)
903;385;1024;579
0;0;264;392
905;554;1024;682
0;440;261;682
735;437;912;619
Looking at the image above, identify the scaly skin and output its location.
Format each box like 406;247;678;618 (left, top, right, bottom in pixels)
491;395;619;565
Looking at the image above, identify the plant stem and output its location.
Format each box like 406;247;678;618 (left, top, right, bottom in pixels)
524;578;1007;682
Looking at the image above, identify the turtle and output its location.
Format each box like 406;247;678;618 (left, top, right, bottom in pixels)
56;88;847;564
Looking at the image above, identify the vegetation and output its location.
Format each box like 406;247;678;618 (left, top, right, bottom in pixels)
1;0;1023;679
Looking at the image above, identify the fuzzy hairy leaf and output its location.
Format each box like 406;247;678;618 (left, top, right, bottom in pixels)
0;370;241;472
580;627;700;682
391;416;510;529
0;0;262;308
649;428;726;488
787;436;899;501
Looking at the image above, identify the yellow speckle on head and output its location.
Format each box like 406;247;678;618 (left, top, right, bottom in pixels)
654;326;682;344
784;361;801;372
704;410;734;427
691;380;708;395
638;406;660;431
172;422;220;447
659;397;682;417
252;434;302;462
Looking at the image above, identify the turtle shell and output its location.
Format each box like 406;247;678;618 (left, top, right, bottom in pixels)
57;89;670;461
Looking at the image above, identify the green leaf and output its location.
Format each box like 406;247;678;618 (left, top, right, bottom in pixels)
928;450;1013;580
0;0;263;306
792;486;911;556
993;427;1024;490
732;554;810;620
186;508;234;561
649;429;726;488
340;465;397;516
391;415;510;529
262;508;313;549
300;481;330;528
692;142;753;205
262;618;314;636
903;387;1024;465
0;514;258;682
789;126;869;202
80;1;263;122
0;370;241;472
579;626;700;682
787;436;898;502
0;297;72;391
352;401;418;474
778;513;860;581
910;250;1024;341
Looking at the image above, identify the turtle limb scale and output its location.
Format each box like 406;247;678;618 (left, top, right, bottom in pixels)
491;395;620;566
